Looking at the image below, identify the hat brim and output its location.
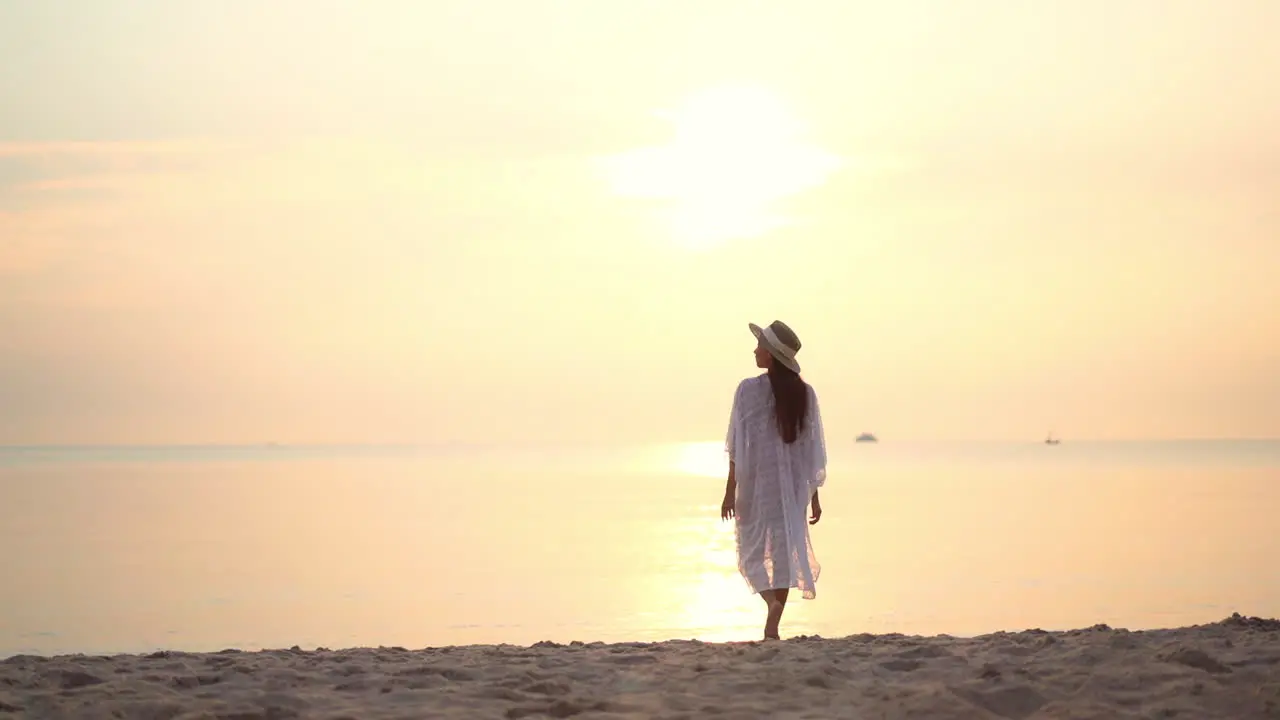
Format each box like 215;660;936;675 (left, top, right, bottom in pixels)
749;322;801;374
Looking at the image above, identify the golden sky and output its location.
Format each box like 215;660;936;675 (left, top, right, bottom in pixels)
1;1;1277;444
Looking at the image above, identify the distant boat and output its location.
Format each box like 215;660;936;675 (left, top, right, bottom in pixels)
855;432;878;443
1044;432;1061;445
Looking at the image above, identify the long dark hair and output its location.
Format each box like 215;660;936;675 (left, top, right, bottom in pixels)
767;362;809;444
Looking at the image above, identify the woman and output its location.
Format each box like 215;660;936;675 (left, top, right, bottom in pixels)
721;320;827;641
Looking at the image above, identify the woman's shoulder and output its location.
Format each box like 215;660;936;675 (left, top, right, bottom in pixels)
731;374;768;403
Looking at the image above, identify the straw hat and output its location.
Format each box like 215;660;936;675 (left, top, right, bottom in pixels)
749;320;802;373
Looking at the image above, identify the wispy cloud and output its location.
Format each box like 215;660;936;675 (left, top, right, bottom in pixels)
0;139;231;158
14;175;150;192
0;138;242;206
0;141;241;283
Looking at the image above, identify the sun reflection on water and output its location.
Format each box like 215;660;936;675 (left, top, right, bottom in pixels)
648;517;760;642
625;449;774;641
672;441;729;478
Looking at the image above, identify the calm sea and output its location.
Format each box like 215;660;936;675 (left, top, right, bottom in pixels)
2;440;1277;657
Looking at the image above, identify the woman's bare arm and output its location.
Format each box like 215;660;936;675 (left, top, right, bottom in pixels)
721;462;737;520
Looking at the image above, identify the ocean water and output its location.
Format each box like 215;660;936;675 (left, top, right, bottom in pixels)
1;440;1277;657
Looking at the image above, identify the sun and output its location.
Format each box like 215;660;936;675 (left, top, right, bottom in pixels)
600;84;841;250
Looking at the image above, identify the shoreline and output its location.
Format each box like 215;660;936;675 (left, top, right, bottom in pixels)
7;613;1279;662
3;614;1278;718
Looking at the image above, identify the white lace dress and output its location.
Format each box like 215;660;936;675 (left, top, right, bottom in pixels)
724;374;828;599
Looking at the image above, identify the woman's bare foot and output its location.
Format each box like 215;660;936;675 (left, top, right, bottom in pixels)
764;599;784;640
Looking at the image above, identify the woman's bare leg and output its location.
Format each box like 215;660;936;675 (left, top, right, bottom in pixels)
762;589;789;640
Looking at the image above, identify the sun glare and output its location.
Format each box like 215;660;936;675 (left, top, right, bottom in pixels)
673;441;730;478
601;84;841;250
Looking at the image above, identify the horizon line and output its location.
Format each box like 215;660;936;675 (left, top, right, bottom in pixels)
1;437;1278;450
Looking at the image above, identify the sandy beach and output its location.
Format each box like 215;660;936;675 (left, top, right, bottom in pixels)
1;614;1276;719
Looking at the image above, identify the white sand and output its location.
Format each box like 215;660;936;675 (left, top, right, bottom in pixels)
3;614;1278;719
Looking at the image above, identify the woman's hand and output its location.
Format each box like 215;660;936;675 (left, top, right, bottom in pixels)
721;493;736;521
809;495;823;525
721;461;737;521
